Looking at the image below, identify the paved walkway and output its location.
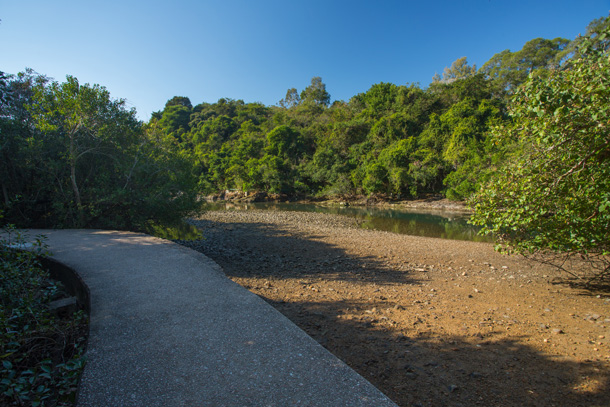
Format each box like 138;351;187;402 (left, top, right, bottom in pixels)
28;229;397;407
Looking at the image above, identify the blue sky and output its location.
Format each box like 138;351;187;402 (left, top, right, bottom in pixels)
2;1;608;120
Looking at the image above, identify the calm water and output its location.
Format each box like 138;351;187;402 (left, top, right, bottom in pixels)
201;202;491;242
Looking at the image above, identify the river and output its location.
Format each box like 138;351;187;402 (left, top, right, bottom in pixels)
207;202;490;242
148;202;489;242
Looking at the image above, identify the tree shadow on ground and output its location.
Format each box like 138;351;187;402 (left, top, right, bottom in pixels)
184;215;610;407
264;296;610;407
185;218;421;286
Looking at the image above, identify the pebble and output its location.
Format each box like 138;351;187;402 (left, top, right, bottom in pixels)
183;209;600;404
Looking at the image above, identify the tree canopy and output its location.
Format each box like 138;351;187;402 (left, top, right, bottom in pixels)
480;37;570;92
471;18;610;284
0;72;199;229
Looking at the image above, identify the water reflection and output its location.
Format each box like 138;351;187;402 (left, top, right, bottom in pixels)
201;202;491;242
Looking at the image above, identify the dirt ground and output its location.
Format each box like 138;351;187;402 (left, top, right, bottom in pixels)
181;209;610;407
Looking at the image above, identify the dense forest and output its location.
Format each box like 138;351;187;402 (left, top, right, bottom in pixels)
143;17;603;202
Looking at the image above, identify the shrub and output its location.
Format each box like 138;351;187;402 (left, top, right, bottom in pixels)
1;226;87;406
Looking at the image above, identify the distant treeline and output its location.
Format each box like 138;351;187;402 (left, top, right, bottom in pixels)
147;17;603;201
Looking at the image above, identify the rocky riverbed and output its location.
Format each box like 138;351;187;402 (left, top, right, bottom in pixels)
178;209;610;407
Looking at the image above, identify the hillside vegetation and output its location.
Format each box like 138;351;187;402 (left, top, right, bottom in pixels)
1;16;608;282
145;21;602;201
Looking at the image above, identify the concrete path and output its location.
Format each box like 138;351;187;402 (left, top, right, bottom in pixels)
28;229;397;407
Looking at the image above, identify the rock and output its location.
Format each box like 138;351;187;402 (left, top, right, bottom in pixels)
552;328;564;334
48;296;78;314
448;384;459;393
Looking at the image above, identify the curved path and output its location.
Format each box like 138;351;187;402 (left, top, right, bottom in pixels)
28;229;397;407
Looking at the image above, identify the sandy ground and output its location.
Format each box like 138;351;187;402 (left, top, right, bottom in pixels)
180;209;610;407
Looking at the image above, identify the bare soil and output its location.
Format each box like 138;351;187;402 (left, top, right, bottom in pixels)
182;209;610;407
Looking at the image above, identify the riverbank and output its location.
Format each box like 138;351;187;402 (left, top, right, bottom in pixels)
179;210;610;407
206;191;470;212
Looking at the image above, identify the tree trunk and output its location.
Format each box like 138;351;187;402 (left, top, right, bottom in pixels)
70;135;84;227
2;182;9;206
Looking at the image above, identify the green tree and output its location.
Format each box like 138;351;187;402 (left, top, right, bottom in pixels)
159;104;192;139
378;138;416;195
0;70;45;211
300;77;331;107
165;96;192;109
265;125;305;164
28;75;141;225
480;37;570;92
279;88;301;108
471;21;610;284
558;14;610;63
1;73;198;229
433;57;477;84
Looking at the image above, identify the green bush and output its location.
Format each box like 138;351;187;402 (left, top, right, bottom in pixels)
1;226;87;406
471;20;610;284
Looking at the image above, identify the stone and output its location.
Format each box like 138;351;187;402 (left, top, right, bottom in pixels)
48;296;78;314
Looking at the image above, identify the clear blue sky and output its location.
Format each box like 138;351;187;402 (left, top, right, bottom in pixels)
2;0;608;120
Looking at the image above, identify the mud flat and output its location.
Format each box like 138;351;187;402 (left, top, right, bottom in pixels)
180;209;610;407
